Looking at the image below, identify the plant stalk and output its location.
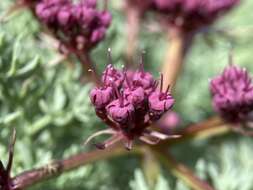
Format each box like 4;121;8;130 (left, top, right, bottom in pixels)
10;116;230;190
75;51;100;84
125;5;140;67
158;116;230;148
153;148;215;190
162;29;194;91
11;145;142;190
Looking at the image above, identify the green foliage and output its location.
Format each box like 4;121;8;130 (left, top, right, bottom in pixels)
0;0;253;190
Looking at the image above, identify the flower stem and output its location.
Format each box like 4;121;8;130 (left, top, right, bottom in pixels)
11;145;142;190
153;148;215;190
10;116;229;190
125;5;140;67
162;28;194;91
158;116;230;148
75;51;100;84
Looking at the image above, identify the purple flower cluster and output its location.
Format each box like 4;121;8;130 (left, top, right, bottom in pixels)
210;65;253;123
36;0;111;51
87;51;177;150
153;0;239;32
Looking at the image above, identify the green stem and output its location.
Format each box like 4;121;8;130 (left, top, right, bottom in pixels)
153;148;215;190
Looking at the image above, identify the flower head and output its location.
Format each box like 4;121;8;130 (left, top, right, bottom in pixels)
90;86;114;110
153;0;239;32
36;0;111;51
87;50;178;150
210;64;253;123
106;99;135;125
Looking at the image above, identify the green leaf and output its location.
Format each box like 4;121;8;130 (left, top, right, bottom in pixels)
16;55;40;77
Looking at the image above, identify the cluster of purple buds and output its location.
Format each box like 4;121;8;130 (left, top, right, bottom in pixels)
86;50;179;150
153;0;239;32
35;0;111;51
210;64;253;125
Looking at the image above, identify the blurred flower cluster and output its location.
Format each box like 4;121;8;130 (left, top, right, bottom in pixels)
153;0;239;32
210;64;253;124
36;0;111;51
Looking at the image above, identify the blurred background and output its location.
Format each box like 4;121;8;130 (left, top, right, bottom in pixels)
0;0;253;189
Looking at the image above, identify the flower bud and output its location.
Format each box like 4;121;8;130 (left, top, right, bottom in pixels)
133;71;155;94
106;99;135;125
57;6;71;26
90;86;114;110
91;27;106;43
100;12;112;27
148;91;174;120
124;87;145;108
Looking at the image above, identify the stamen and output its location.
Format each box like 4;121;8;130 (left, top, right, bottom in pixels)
148;130;180;140
139;136;160;145
165;84;171;94
95;134;122;149
107;48;113;65
139;51;145;72
124;140;133;151
103;67;109;84
83;129;116;146
160;73;164;92
124;71;131;88
112;81;123;106
152;81;158;90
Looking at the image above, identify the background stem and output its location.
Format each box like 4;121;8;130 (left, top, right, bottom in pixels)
125;5;140;67
153;148;215;190
75;51;99;84
162;29;193;91
158;116;230;148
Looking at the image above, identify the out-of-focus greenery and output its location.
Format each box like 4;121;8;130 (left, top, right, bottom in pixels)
0;0;253;190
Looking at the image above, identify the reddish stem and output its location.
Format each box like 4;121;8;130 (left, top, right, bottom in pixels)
12;145;135;190
9;116;229;190
75;50;100;84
